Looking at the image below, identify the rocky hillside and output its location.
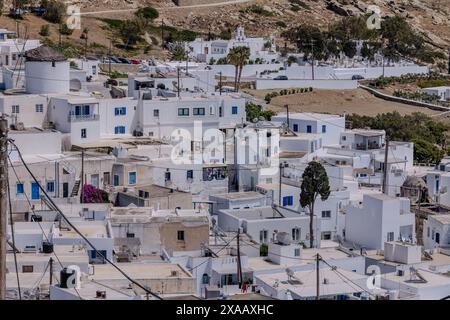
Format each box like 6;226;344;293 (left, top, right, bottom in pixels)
1;0;448;61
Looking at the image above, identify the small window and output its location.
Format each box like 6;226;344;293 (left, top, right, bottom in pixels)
35;104;44;113
387;232;395;242
322;210;331;218
187;170;193;180
165;171;171;182
51;61;56;67
342;136;347;141
322;125;326;133
46;181;55;193
193;108;205;116
114;107;126;116
282;196;294;206
306;125;312;133
232;106;238;115
321;232;332;240
12;105;19;114
294;248;301;256
427;227;430;238
114;126;126;134
16;183;24;194
293;124;298;132
22;265;34;273
81;128;87;139
178;108;189;116
153;109;159;117
292;228;300;241
177;230;185;241
128;172;136;185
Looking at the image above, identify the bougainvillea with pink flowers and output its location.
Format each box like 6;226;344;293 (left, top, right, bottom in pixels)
82;184;109;203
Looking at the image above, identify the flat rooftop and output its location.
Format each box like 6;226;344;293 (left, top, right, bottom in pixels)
55;222;109;239
275;112;343;121
347;129;385;137
211;191;264;201
383;268;450;288
110;207;209;223
256;268;368;298
133;184;188;197
430;214;450;225
91;263;192;281
221;206;307;221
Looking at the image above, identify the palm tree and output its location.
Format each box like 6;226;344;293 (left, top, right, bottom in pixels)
236;46;250;92
227;47;241;92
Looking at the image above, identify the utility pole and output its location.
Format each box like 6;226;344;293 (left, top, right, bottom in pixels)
279;163;283;206
382;137;389;194
316;254;321;300
177;67;181;98
219;72;223;95
49;257;54;286
80;149;85;203
0;116;8;300
161;19;164;49
108;40;112;76
236;228;243;289
285;104;290;128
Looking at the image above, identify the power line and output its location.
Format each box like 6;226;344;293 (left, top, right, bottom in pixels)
8;140;163;300
6;164;21;299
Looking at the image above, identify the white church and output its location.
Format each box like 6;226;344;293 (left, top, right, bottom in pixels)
187;26;279;63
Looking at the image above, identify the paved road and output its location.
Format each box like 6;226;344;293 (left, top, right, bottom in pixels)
79;0;254;16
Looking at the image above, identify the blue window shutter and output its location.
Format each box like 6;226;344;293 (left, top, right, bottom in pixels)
122;107;126;115
114;126;118;134
122;126;125;134
114;108;119;116
282;197;287;206
322;125;326;133
16;183;24;194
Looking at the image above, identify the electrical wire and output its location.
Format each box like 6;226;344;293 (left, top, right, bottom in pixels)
9;140;163;300
6;158;22;299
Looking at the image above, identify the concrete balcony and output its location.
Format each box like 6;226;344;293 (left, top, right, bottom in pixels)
68;114;100;122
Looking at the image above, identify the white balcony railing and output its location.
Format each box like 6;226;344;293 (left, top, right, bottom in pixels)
68;114;99;122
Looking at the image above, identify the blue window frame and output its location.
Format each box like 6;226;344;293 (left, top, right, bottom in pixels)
232;106;238;115
75;105;81;116
283;196;294;206
31;183;40;200
113;175;120;186
128;172;136;185
322;125;326;133
46;181;55;193
114;126;125;134
306;125;312;133
114;107;126;116
16;183;24;194
293;124;299;132
83;105;90;115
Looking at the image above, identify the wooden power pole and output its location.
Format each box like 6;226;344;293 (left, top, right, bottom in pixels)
316;254;321;300
80;149;85;203
236;228;243;289
0;116;8;300
382;137;389;194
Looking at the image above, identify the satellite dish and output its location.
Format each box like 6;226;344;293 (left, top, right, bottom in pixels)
286;268;295;279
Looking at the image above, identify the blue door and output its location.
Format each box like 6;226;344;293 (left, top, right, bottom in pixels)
31;183;40;200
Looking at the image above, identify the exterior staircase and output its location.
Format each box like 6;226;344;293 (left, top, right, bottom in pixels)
71;179;81;197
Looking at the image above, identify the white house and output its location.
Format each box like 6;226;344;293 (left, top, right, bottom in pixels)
0;29;40;70
217;206;320;247
344;193;416;250
423;214;450;250
422;86;450;102
272;112;346;146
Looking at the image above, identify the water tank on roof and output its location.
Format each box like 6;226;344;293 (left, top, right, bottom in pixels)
42;241;53;254
276;232;291;245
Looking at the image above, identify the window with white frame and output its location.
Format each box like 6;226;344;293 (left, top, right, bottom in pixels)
292;228;300;241
12;105;19;113
387;232;395;242
35;104;44;113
